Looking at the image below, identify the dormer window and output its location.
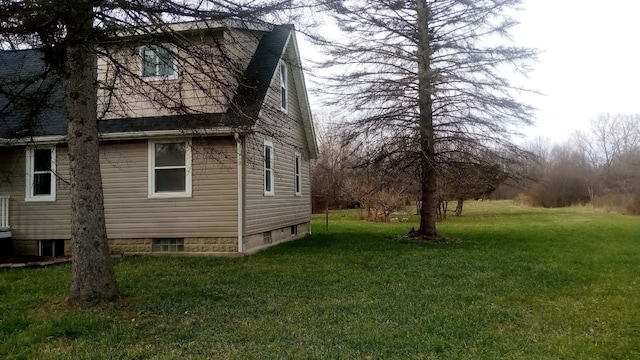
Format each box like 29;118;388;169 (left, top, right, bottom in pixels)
141;45;176;79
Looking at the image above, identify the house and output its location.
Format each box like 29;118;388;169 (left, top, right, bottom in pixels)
0;21;317;257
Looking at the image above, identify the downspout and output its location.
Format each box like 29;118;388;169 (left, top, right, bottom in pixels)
234;133;244;253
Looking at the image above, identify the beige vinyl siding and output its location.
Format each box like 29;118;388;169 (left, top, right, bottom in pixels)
102;138;238;238
0;138;238;240
0;146;72;239
97;30;261;120
243;46;312;238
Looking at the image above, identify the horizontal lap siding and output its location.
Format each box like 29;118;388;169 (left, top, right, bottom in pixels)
97;43;228;119
98;30;261;120
102;138;238;238
244;48;312;237
0;146;72;239
0;138;238;240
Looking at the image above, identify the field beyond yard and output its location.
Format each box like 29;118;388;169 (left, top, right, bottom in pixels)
1;201;639;359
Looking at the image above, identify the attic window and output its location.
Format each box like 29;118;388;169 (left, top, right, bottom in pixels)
280;61;288;112
141;45;176;79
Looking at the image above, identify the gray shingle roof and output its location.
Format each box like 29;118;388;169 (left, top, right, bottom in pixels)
0;50;67;138
0;25;293;140
229;24;292;119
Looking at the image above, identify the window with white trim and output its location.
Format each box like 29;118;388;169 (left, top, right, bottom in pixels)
141;45;176;79
294;152;302;196
148;139;192;198
280;61;288;112
25;146;56;202
264;140;275;196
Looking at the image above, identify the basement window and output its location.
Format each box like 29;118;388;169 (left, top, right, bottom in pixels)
152;238;184;252
263;231;272;245
291;225;298;236
39;240;64;257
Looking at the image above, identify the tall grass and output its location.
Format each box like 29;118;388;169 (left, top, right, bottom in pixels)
591;193;640;215
1;201;638;359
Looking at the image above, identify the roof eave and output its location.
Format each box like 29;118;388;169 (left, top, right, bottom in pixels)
285;31;319;159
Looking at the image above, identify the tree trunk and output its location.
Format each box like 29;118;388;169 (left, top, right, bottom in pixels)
454;198;464;216
437;199;448;221
65;5;118;303
414;0;438;239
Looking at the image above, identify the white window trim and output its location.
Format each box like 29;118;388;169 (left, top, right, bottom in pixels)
264;139;275;196
280;61;288;113
148;139;192;199
294;151;302;196
140;44;178;81
25;146;56;202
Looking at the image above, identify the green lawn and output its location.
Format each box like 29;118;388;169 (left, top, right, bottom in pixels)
1;201;639;359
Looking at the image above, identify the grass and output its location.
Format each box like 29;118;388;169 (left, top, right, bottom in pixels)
1;200;639;359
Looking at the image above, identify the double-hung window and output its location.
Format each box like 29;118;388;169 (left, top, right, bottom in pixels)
264;140;275;196
294;152;302;196
25;146;56;202
148;139;192;198
141;45;176;79
280;61;288;112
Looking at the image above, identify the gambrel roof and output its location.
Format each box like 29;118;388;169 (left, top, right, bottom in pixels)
0;23;317;157
0;50;67;138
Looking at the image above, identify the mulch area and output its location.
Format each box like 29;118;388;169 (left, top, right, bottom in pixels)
0;255;71;268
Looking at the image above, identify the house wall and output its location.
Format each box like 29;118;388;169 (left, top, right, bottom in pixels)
101;137;239;239
242;42;312;252
0;137;239;255
242;222;309;254
0;146;73;239
97;29;262;119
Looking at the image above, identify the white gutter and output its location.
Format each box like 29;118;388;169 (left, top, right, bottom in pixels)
234;133;244;253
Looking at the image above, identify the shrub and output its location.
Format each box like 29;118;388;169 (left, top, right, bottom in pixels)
591;193;640;215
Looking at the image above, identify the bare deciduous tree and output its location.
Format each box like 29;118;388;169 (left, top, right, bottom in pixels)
574;114;640;168
310;121;356;212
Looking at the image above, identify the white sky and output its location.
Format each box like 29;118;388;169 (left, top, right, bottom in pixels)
300;1;640;143
506;0;640;142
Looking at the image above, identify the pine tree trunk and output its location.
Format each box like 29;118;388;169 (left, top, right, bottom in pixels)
414;0;438;239
65;5;118;302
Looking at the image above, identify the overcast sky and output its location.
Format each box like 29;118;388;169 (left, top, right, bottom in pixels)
302;1;640;143
507;0;640;142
